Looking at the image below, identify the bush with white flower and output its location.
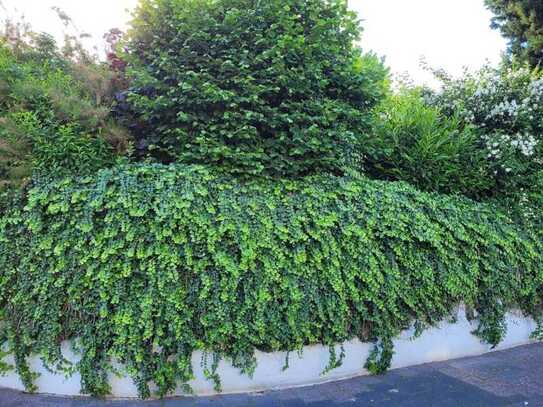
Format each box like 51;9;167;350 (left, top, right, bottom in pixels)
423;62;543;196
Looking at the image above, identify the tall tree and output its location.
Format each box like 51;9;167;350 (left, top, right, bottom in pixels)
485;0;543;67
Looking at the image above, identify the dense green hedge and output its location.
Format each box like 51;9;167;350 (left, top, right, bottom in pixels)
119;0;388;176
0;164;542;398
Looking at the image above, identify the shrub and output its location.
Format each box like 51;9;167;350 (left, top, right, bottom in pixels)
423;63;543;197
362;89;492;198
0;164;541;398
0;28;130;190
491;169;543;230
118;0;388;176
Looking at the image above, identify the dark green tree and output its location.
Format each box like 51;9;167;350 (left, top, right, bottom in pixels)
485;0;543;67
119;0;388;177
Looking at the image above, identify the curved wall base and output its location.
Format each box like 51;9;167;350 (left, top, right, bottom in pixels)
0;308;537;398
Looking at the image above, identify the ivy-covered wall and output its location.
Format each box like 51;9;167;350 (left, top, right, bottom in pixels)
0;164;542;398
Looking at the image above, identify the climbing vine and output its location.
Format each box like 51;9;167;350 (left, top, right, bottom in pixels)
0;163;541;398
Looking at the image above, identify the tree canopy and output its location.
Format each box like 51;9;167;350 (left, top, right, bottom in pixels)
485;0;543;67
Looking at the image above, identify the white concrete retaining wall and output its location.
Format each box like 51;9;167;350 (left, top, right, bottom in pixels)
0;307;537;398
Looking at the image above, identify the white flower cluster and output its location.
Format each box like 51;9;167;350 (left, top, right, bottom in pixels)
485;132;538;159
488;99;520;119
511;134;538;157
529;78;543;97
426;63;543;171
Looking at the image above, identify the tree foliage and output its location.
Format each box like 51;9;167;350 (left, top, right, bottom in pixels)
485;0;543;67
118;0;388;176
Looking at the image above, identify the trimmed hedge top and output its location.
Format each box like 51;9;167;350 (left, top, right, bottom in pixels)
119;0;388;176
0;164;542;397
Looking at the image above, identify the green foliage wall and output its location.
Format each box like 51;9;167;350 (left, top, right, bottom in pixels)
0;164;541;398
119;0;388;176
0;1;541;401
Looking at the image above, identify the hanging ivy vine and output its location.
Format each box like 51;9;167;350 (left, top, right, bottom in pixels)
0;163;541;398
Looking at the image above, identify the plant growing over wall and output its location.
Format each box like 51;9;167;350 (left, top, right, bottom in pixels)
0;1;541;401
0;164;541;398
